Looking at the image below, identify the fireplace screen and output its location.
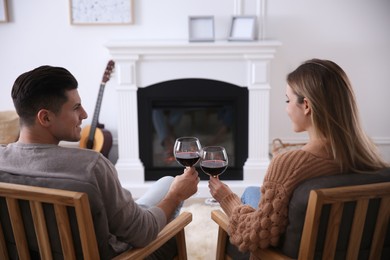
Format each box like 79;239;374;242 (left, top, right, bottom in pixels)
151;105;234;166
138;78;248;181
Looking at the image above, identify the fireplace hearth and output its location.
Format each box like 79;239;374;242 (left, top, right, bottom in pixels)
106;40;281;197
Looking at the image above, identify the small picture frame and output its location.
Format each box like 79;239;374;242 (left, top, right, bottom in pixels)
228;16;257;41
0;0;9;23
188;16;215;42
69;0;133;25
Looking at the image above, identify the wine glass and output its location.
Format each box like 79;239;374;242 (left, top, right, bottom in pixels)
200;146;228;177
200;146;228;205
173;137;201;168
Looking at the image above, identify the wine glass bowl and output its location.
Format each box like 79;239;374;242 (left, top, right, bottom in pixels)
173;137;201;167
200;146;228;178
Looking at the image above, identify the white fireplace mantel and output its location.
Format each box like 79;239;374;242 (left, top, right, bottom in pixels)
105;40;281;197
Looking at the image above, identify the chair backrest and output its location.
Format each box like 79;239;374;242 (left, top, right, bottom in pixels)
282;168;390;259
298;181;390;260
0;182;100;260
212;169;390;260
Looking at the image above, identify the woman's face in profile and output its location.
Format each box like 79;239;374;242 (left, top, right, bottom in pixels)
285;85;308;133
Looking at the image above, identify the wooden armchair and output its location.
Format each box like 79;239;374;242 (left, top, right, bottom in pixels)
212;181;390;260
0;182;192;260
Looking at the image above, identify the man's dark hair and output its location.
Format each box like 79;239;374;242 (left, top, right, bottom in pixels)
11;65;78;126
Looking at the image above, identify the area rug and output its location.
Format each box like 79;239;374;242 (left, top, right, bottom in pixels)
180;201;222;259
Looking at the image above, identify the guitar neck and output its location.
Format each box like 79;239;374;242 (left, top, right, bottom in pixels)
87;82;106;145
85;60;114;150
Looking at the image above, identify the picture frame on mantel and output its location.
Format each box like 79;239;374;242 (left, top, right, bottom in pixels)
69;0;133;25
188;16;215;42
228;16;258;41
0;0;9;23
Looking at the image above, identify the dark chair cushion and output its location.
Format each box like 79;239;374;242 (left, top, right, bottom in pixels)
281;167;390;259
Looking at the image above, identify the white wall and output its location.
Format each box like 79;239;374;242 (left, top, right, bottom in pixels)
1;0;389;162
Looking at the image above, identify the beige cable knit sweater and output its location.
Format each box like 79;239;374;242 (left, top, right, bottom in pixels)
219;149;340;257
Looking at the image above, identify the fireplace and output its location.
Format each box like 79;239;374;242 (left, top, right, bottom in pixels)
138;78;248;181
105;40;281;197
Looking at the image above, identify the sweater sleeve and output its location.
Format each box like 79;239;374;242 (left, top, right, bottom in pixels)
223;151;312;252
227;181;289;252
93;155;166;248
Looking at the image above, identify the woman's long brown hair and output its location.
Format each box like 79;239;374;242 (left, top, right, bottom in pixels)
287;59;388;173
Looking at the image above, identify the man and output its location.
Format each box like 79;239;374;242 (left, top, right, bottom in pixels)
0;65;199;259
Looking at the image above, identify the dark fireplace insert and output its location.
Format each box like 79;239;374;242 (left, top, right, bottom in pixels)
138;78;248;181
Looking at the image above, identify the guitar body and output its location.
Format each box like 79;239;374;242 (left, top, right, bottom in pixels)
79;60;115;158
80;124;113;158
99;127;113;158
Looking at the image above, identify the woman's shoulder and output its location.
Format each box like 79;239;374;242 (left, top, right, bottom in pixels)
272;149;312;162
265;149;340;185
267;150;308;175
273;148;334;163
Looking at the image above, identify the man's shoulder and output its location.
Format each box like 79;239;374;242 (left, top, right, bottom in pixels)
0;143;111;180
58;145;102;158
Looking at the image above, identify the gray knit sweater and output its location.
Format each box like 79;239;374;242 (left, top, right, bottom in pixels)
0;142;166;258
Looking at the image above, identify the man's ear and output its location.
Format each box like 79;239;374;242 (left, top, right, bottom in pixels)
37;109;51;126
303;98;311;116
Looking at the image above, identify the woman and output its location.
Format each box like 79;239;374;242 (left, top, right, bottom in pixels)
208;59;388;256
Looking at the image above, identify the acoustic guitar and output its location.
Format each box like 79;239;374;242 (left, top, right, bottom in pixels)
79;60;114;158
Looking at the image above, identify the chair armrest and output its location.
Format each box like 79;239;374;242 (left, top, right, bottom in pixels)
211;209;229;232
113;211;192;260
253;248;293;260
211;209;229;260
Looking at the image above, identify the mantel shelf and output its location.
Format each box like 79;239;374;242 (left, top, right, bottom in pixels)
105;39;282;56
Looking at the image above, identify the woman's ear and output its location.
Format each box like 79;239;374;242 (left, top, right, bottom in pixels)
303;98;311;116
37;109;51;126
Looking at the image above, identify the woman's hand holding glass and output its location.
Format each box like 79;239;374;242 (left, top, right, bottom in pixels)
200;146;229;204
208;176;234;203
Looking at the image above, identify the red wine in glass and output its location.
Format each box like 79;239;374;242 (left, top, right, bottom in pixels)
174;137;201;167
175;152;201;167
200;159;228;177
200;146;228;178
